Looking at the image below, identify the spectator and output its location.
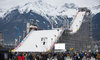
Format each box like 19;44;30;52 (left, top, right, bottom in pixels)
22;53;25;60
29;53;33;60
4;53;8;60
18;54;22;60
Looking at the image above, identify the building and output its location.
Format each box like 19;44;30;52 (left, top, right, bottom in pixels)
0;32;3;46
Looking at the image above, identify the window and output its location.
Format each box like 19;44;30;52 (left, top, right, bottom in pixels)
57;29;59;31
43;42;45;45
51;38;53;40
54;35;56;37
35;45;38;48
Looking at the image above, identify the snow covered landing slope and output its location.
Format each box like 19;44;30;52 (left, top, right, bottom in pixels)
13;28;64;52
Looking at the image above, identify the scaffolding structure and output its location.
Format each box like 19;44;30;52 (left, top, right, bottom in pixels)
59;9;94;51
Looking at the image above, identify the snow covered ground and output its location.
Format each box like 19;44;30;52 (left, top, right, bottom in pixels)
0;0;100;18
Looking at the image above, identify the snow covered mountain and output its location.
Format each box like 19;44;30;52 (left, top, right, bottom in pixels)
0;0;100;18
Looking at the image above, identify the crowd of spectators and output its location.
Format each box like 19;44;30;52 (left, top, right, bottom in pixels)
0;50;99;60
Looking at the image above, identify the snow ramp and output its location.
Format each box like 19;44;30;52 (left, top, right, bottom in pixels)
12;28;64;52
69;11;86;34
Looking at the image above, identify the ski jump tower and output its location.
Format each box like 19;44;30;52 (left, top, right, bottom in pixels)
59;8;93;51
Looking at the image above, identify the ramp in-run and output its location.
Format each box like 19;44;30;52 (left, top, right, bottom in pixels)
69;11;86;34
12;28;64;52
